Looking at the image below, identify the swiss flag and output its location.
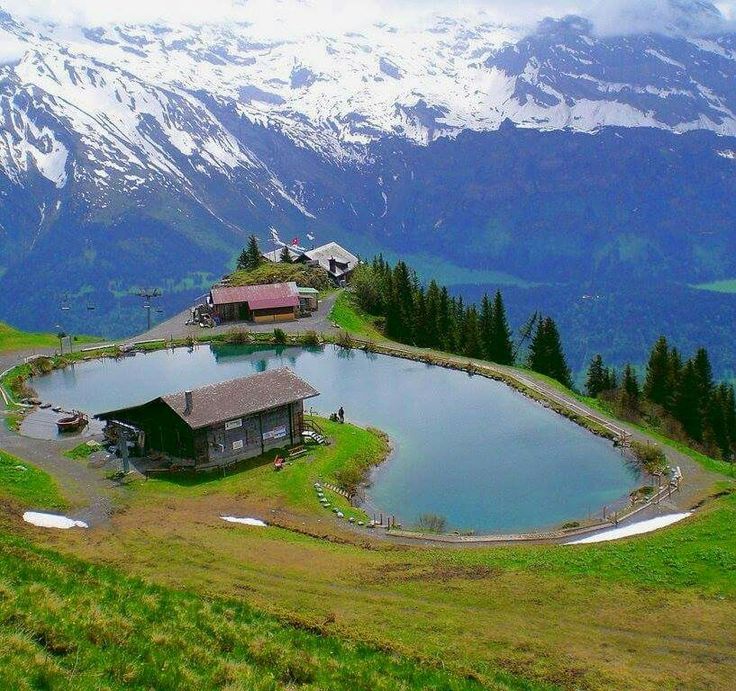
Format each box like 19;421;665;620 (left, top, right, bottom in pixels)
291;237;300;246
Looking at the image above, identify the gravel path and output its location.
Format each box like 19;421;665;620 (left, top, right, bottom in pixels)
1;347;124;524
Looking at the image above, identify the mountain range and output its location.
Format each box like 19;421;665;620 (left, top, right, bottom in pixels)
1;0;735;378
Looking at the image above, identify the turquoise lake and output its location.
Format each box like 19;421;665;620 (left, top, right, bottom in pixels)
30;344;640;533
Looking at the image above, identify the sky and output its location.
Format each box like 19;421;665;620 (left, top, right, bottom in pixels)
0;0;734;35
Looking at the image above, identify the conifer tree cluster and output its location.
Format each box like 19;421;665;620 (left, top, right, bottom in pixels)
236;235;262;271
351;257;517;365
585;337;736;459
527;315;573;388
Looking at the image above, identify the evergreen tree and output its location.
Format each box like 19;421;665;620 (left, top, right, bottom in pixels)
244;235;262;270
425;280;442;349
437;287;454;353
279;245;293;263
708;383;731;459
479;294;494;360
620;364;640;413
674;360;703;442
666;347;683;414
489;291;514;364
644;336;671;407
462;306;482;358
585;354;607;397
236;247;249;271
693;347;714;403
605;367;618;391
411;287;428;347
528;316;572;388
725;385;736;459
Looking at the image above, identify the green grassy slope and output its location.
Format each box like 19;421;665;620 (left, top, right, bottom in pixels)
0;450;66;510
0;322;100;355
0;322;58;353
0;528;512;691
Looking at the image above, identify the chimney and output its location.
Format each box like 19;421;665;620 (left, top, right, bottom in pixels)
184;390;193;414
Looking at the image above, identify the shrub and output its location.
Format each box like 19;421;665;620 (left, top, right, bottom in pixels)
273;328;287;344
630;441;668;474
415;513;447;534
302;330;320;346
336;330;353;349
224;329;250;345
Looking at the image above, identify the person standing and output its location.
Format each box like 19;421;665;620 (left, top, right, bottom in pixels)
338;406;345;423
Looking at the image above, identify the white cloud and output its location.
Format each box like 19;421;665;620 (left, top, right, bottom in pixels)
0;0;732;37
0;33;27;65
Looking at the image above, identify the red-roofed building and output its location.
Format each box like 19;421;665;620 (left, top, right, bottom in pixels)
209;282;300;323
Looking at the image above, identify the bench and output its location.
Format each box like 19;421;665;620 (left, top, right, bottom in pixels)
288;444;307;459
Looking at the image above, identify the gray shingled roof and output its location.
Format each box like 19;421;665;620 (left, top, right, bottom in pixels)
162;368;319;429
98;369;319;430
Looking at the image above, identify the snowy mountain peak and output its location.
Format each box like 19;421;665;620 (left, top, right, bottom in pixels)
0;5;735;208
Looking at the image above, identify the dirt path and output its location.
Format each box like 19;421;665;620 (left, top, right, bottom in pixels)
1;347;127;524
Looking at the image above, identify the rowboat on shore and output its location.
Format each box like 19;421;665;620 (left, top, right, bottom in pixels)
57;411;88;433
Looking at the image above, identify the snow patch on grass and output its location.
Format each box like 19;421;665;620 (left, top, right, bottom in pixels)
567;512;691;544
221;515;267;527
23;511;88;529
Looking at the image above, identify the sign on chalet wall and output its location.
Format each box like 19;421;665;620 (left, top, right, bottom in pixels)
263;425;287;441
225;418;243;430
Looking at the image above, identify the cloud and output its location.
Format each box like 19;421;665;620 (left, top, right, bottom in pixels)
0;0;732;37
0;33;27;65
588;0;726;36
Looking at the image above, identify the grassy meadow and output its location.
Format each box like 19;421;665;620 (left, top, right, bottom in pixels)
0;322;100;355
0;449;66;510
0;527;498;691
330;291;385;340
0;322;59;354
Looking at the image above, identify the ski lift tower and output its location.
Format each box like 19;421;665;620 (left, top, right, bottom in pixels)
136;288;162;332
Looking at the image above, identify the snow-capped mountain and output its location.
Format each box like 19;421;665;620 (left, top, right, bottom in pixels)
1;0;736;373
3;1;736;186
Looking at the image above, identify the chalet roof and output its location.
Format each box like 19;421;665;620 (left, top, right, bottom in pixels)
210;282;299;310
98;368;319;430
301;242;358;278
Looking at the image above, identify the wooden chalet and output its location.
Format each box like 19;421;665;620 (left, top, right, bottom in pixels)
97;369;319;469
209;282;300;323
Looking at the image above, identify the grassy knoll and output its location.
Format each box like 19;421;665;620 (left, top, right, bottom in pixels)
0;449;66;510
0;529;492;691
228;262;332;291
134;417;387;521
330;291;384;340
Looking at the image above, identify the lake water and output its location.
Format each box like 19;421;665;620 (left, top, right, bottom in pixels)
30;345;640;533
